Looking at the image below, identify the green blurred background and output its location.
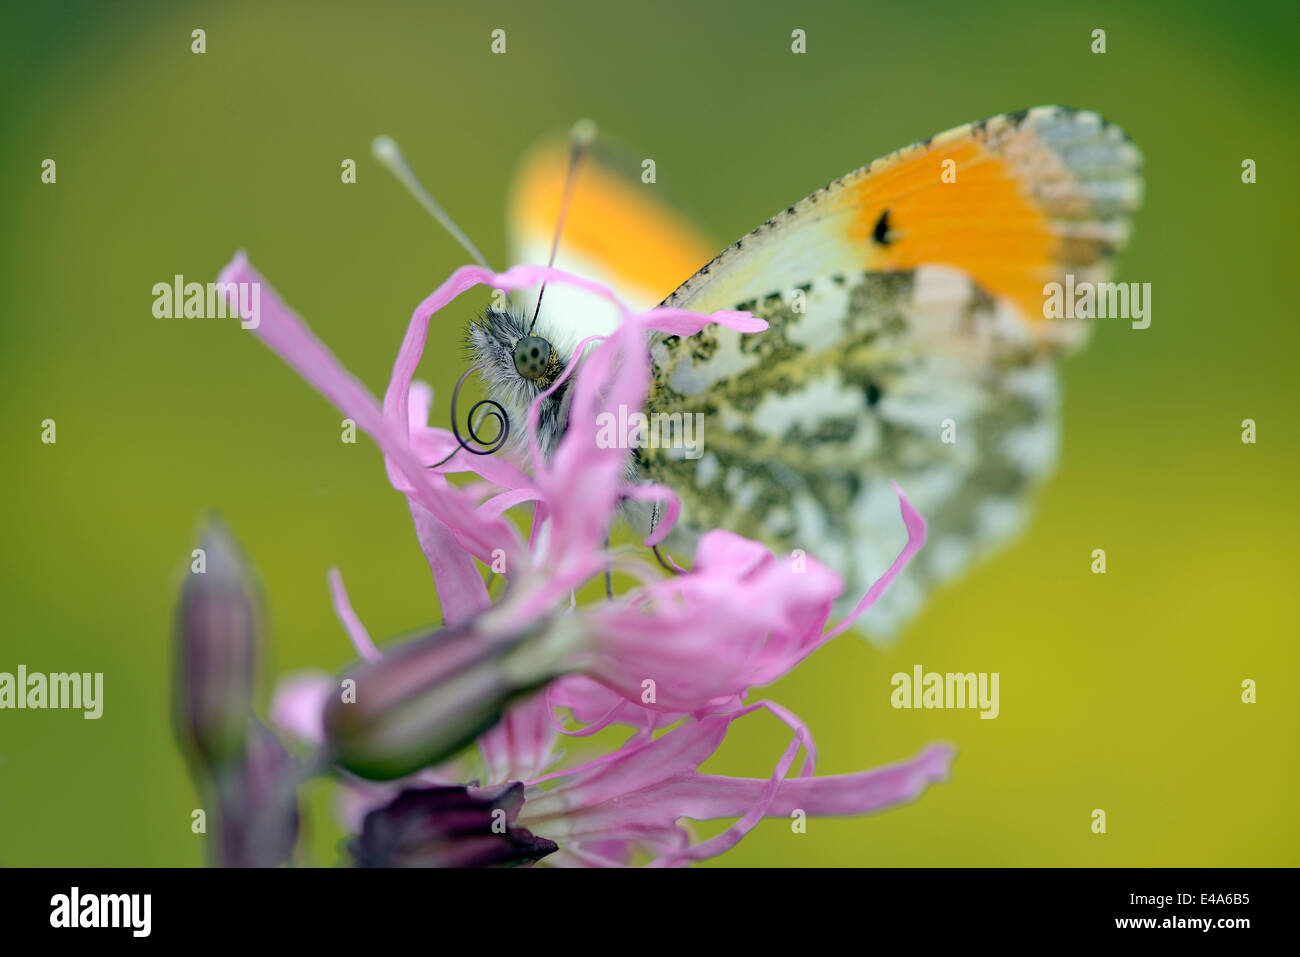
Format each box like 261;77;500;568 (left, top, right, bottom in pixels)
1;0;1296;866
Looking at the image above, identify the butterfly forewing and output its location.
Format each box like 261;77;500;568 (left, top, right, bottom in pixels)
506;106;1142;640
641;107;1141;638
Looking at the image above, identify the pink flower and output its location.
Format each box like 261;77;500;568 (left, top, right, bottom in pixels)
221;256;923;744
224;251;952;865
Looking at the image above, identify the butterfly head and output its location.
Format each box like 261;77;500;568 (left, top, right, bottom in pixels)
371;121;596;462
464;306;572;458
513;334;554;382
470;306;565;389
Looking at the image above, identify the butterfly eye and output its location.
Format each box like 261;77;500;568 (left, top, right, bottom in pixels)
512;336;553;381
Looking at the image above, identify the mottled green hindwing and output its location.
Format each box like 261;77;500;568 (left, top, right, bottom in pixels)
639;266;1059;639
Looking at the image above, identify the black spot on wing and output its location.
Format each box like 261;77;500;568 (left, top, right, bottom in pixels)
872;209;893;246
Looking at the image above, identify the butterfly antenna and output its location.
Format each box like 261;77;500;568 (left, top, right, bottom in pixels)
371;135;493;270
529;118;597;335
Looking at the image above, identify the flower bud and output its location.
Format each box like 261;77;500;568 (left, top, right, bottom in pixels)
215;720;301;867
174;518;262;768
323;619;560;781
350;782;556;867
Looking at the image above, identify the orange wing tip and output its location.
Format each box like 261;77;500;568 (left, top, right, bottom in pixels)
509;141;715;303
851;106;1143;335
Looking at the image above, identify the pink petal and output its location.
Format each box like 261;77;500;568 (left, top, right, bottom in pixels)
576;533;842;712
545;675;670;737
407;500;490;627
269;670;333;745
535;323;649;579
631;307;767;336
407;380;435;433
478;487;543;519
648;743;955;821
824;481;927;641
655;713;809;865
523;715;732;817
477;690;559;784
524;333;605;475
327;567;382;662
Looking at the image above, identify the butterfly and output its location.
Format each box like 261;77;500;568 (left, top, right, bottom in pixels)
397;106;1143;640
